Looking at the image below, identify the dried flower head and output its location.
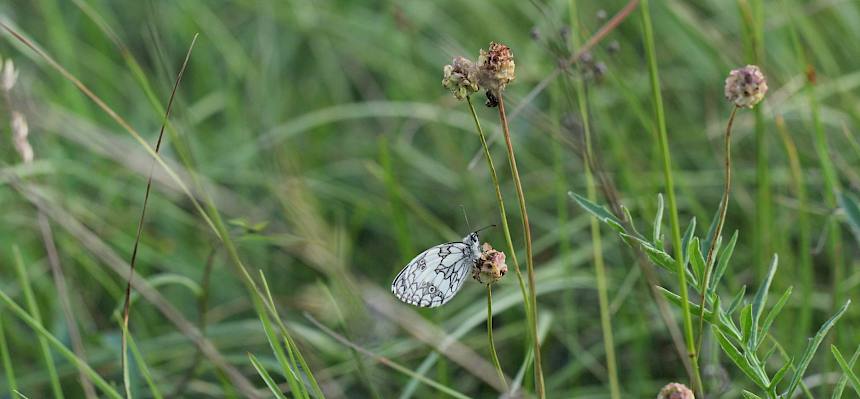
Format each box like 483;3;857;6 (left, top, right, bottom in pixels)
472;243;508;285
657;382;694;399
1;59;17;92
477;42;516;100
442;56;479;100
724;65;767;108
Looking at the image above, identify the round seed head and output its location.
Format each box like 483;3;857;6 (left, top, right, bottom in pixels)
724;65;767;108
477;42;516;98
442;56;479;100
657;382;694;399
472;243;508;285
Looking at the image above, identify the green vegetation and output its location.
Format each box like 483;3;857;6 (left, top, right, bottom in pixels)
0;0;859;397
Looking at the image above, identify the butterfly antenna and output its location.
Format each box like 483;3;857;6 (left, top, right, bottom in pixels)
475;224;497;234
460;205;472;231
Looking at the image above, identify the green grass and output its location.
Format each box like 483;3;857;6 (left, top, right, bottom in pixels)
0;0;859;397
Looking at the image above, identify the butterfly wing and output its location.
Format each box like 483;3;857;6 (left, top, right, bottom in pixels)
391;241;476;307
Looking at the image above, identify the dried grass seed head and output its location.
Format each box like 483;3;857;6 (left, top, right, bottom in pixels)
656;382;694;399
442;56;479;100
477;42;515;99
724;64;767;108
472;242;508;285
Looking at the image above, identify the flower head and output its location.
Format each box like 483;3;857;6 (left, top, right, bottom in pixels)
477;42;516;100
442;56;479;100
657;382;694;399
472;243;508;285
724;65;767;108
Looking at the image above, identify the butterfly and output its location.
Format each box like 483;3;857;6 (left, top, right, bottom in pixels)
391;230;486;308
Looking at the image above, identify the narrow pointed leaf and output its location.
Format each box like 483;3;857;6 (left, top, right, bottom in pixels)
783;300;851;397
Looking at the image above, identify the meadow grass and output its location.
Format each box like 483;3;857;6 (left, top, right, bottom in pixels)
0;1;859;398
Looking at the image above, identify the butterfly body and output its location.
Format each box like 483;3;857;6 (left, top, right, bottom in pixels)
391;232;481;307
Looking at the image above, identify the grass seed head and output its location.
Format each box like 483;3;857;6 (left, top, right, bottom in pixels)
473;242;508;285
724;65;767;108
478;42;515;101
442;56;479;100
657;382;694;399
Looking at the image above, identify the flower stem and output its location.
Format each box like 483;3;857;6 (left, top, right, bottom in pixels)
640;0;703;394
698;106;737;351
497;94;544;398
466;96;533;368
486;284;509;393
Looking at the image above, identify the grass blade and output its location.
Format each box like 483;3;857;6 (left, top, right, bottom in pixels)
249;354;289;399
783;300;851;397
838;192;860;245
831;345;860;396
0;288;123;399
12;246;64;399
0;314;17;397
832;344;860;398
749;255;778;348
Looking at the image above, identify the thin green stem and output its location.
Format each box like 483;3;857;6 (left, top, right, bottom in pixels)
775;116;813;350
640;0;703;394
566;8;621;391
12;246;64;399
698;106;737;352
0;314;17;397
486;284;508;393
466;96;532;328
496;94;544;398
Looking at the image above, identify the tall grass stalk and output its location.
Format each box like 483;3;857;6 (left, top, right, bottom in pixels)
120;34;197;399
775;116;813;351
486;285;508;393
465;96;533;360
639;0;703;392
496;94;544;398
566;4;620;394
739;0;771;281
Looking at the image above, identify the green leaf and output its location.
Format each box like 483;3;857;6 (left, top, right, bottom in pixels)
249;354;290;399
621;205;642;238
756;287;793;350
832;345;860;397
658;286;714;320
740;304;753;343
728;285;747;315
621;233;675;272
838;192;860;245
688;237;705;291
741;391;763;399
709;230;738;296
783;300;852;397
770;359;792;390
680;217;697;266
569;192;625;233
750;255;778;349
833;344;860;399
653;193;665;248
701;206;722;266
714;326;768;389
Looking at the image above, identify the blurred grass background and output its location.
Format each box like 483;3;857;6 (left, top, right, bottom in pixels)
0;0;859;397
